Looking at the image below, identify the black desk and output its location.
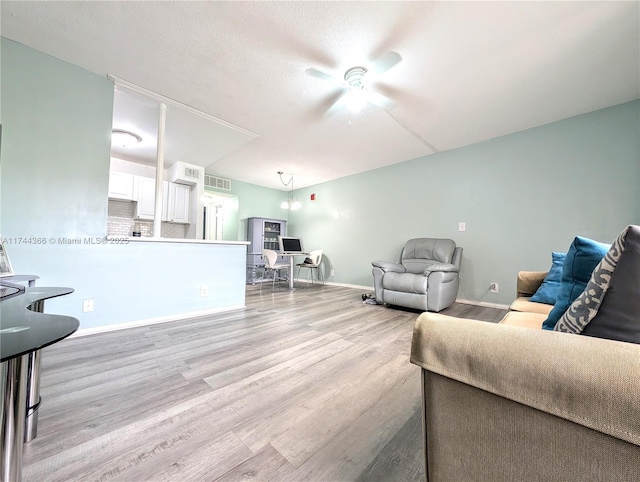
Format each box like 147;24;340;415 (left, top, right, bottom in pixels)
1;274;39;288
0;287;78;482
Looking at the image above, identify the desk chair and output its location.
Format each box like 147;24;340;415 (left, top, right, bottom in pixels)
260;249;289;291
296;250;324;286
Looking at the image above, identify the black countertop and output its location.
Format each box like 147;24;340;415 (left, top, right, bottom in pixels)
0;287;79;362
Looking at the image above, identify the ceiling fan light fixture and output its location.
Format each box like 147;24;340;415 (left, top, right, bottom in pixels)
306;51;402;116
345;89;367;113
344;66;367;89
111;129;142;147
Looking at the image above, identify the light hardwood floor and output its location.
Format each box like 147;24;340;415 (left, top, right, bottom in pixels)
22;284;506;482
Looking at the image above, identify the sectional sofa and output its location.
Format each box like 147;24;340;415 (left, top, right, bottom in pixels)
499;270;552;328
410;225;640;480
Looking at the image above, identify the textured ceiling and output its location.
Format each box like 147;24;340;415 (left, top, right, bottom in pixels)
2;1;639;191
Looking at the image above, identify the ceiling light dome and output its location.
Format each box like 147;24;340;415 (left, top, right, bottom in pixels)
111;129;142;147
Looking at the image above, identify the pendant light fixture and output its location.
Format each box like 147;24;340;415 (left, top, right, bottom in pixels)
278;171;301;210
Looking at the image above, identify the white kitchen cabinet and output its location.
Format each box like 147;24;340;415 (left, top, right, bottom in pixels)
134;176;189;223
167;183;190;223
108;172;135;200
134;176;157;220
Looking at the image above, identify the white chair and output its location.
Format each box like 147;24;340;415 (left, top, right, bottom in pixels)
260;249;289;291
296;250;324;286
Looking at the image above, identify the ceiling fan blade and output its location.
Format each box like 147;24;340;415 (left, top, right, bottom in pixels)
305;68;343;86
370;51;402;75
325;91;348;117
365;89;397;111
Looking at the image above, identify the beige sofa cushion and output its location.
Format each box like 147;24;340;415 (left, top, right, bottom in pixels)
516;270;548;297
500;311;547;329
509;296;553;315
411;313;640;447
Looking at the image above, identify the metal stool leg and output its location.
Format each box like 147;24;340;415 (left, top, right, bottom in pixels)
1;354;28;482
260;266;270;292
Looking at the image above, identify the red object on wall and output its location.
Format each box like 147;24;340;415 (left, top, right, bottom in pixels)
310;193;316;201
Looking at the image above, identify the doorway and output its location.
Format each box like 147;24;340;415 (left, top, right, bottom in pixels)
202;191;235;241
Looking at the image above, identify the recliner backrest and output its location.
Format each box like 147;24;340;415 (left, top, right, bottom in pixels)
401;238;456;273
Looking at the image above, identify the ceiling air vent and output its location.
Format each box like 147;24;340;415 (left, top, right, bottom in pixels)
205;174;231;191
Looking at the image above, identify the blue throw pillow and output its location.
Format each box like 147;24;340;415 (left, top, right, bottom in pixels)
530;252;566;305
541;236;610;330
555;225;640;344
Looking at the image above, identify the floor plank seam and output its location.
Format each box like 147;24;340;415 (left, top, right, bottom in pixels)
21;286;507;482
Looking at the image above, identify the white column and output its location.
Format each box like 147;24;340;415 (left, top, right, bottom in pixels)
153;103;167;237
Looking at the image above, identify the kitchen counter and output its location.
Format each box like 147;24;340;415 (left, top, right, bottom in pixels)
32;238;250;332
108;236;249;245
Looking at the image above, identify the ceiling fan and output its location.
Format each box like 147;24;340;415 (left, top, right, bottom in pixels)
305;51;402;115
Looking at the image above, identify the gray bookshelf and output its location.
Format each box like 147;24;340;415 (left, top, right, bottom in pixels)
246;217;287;284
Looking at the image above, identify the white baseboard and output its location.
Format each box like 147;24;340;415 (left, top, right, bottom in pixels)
455;298;510;310
322;281;374;291
71;304;246;338
307;282;509;309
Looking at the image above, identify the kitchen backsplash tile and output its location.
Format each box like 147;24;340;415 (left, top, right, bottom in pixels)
107;200;187;239
162;222;188;239
107;201;135;236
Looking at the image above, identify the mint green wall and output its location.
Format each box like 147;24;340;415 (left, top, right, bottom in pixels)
4;38;637;316
1;39;247;329
207;179;290;240
1;38;113;237
289;100;640;305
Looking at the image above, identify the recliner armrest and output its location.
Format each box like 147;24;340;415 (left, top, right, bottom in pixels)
371;260;405;273
422;262;459;276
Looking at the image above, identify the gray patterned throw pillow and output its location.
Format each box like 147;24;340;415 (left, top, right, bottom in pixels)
554;226;628;334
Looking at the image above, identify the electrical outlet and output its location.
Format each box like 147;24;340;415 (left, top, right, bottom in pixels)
458;222;466;232
82;298;94;313
200;285;208;297
490;283;499;294
330;269;335;276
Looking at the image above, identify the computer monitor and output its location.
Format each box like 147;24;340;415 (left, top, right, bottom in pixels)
278;236;304;253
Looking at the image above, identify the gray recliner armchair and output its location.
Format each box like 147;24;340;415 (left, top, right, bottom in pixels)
372;238;462;312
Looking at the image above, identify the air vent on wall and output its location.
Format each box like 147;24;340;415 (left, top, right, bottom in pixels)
205;174;231;191
184;167;200;180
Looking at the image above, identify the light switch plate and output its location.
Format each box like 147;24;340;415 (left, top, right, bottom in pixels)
82;298;94;312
